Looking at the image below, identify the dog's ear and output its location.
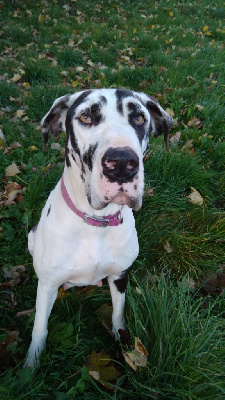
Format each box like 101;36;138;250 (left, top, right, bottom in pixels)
137;93;174;151
147;96;174;151
41;93;75;151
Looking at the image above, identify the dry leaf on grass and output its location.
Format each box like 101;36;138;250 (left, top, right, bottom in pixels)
187;187;204;206
16;308;34;318
5;162;20;177
86;349;120;389
2;265;26;286
123;337;148;371
164;240;174;254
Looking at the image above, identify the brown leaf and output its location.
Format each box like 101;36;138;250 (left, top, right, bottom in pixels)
5;162;20;177
123;337;148;371
187;116;203;129
16;308;34;318
2;265;26;286
145;188;154;197
170;132;181;143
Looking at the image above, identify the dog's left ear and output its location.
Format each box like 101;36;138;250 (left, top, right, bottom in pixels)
41;93;78;151
137;93;174;151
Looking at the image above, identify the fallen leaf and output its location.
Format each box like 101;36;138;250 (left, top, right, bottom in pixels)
170;132;181;143
165;107;175;117
16;308;34;318
86;350;120;389
164;240;174;254
10;73;21;82
89;371;100;380
145;188;154;197
187;187;204;206
2;265;26;286
16;109;25;118
187;116;203;129
123;337;148;371
29;145;38;151
97;303;113;333
5;162;20;177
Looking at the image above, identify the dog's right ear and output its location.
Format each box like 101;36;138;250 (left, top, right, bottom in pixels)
41;94;74;151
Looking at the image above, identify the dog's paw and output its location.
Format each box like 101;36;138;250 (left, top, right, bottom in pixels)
118;328;131;347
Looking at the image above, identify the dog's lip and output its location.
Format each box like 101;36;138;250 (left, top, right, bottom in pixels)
112;193;131;206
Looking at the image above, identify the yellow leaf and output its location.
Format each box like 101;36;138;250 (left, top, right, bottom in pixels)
187;187;204;206
203;26;209;32
29;145;38;151
169;11;173;17
72;80;80;87
38;14;44;23
5;162;20;177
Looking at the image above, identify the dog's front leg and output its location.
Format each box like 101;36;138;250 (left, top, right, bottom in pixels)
24;281;58;368
108;271;130;345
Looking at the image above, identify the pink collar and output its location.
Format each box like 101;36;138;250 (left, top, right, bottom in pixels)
61;176;123;227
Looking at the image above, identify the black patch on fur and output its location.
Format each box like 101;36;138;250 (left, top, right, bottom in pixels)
114;270;129;294
127;102;146;144
31;224;38;232
66;148;71;167
90;103;103;126
83;143;98;171
65;90;92;156
100;95;107;104
47;205;51;216
116;88;133;115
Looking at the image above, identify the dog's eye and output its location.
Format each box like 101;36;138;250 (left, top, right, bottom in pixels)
135;114;145;125
79;113;92;124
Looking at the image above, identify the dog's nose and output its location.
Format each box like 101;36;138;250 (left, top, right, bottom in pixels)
101;147;139;184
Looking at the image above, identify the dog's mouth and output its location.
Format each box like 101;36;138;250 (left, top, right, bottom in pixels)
111;192;141;211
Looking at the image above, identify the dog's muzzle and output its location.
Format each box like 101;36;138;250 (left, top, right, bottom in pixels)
101;147;139;184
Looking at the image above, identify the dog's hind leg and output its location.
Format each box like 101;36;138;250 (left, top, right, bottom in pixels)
24;282;58;368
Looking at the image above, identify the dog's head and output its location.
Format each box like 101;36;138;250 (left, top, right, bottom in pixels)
41;89;173;211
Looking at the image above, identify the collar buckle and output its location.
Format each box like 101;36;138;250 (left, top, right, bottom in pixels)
84;214;109;227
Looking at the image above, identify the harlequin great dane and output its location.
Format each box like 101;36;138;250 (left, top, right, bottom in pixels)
24;88;173;368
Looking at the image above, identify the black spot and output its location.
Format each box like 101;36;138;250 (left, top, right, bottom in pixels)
118;187;124;192
134;184;137;190
104;196;109;200
47;205;51;216
115;88;133;115
114;270;129;294
100;173;103;179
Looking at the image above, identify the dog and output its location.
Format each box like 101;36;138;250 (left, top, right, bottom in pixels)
24;88;173;368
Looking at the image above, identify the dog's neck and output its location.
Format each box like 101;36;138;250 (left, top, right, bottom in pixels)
63;164;122;217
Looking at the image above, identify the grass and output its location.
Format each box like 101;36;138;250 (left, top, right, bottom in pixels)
0;0;225;398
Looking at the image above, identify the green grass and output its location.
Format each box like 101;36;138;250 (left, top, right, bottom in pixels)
0;0;225;398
